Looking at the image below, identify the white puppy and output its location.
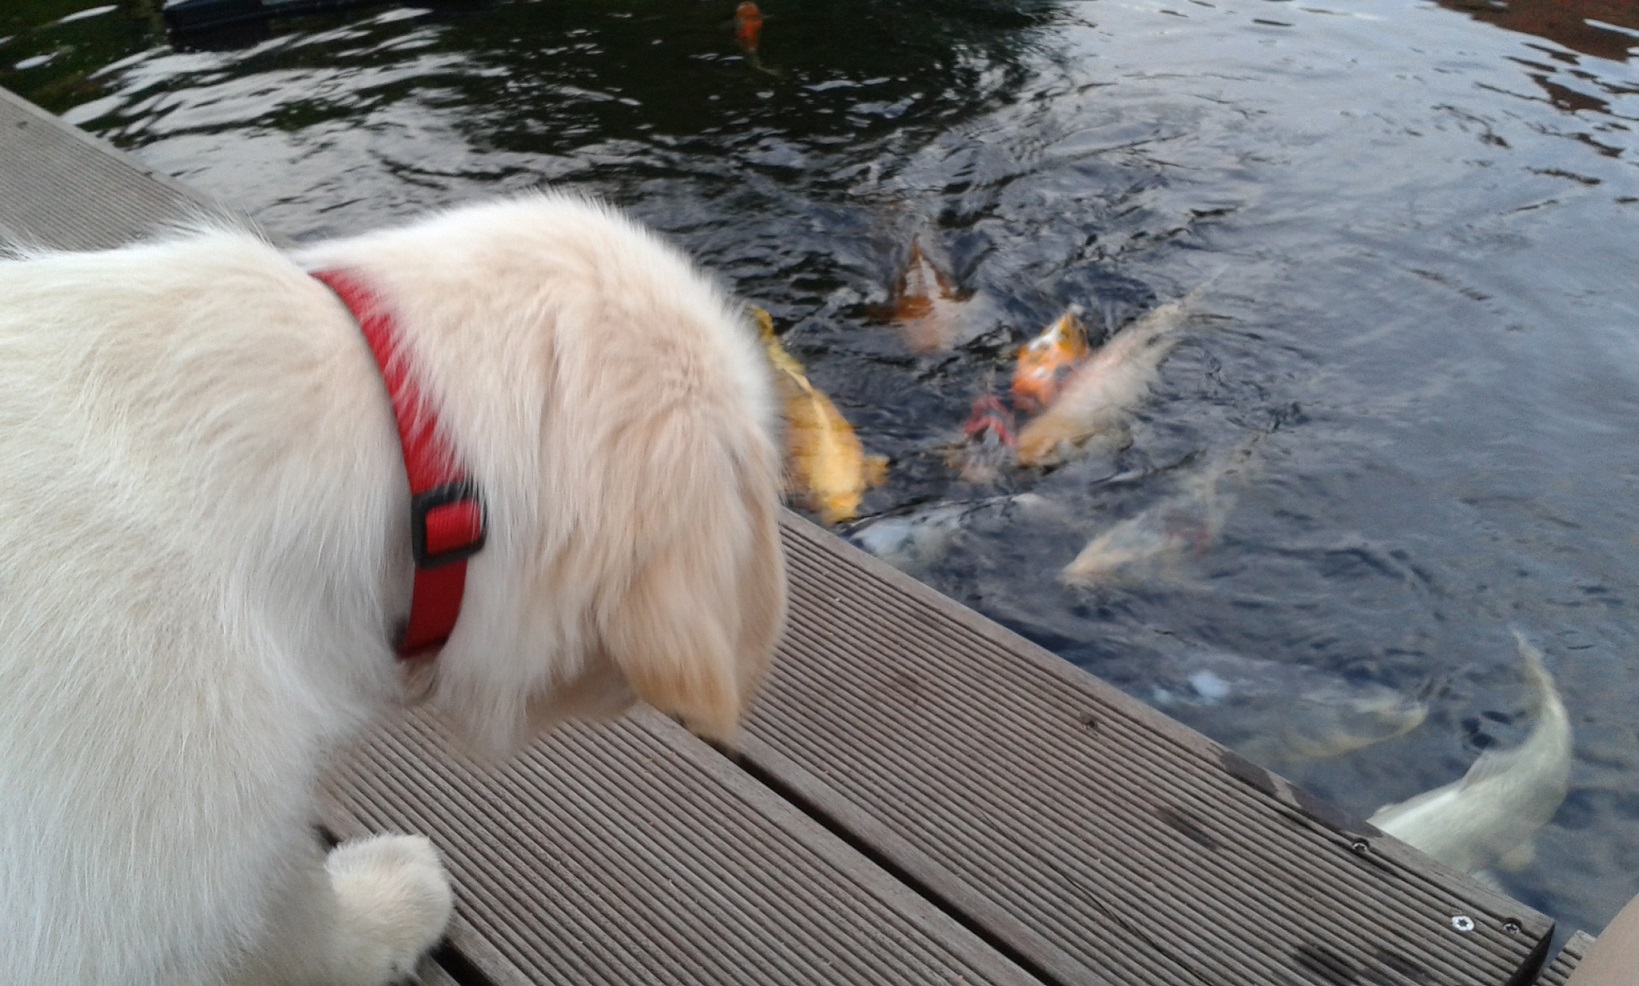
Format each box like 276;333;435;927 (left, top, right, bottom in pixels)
0;193;787;984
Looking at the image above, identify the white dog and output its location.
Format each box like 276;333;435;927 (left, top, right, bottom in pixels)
0;193;787;984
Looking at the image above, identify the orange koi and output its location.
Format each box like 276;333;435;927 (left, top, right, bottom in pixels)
734;2;764;52
753;308;888;524
962;393;1016;445
1011;306;1091;414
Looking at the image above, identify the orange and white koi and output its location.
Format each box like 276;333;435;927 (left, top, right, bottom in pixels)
1011;306;1091;414
891;234;973;354
753;308;887;524
1017;286;1211;467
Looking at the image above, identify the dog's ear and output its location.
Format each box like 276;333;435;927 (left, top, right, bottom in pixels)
603;563;742;741
601;456;785;743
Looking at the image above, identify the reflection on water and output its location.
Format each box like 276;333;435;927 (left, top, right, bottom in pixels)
5;0;1639;943
1437;0;1638;63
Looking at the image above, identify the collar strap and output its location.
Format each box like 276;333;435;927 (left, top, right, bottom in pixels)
312;269;487;659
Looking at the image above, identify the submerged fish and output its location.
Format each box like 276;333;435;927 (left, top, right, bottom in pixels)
1239;688;1429;766
1016;287;1209;468
1367;631;1572;877
734;1;763;50
890;234;974;354
1140;648;1429;768
733;1;782;77
949;393;1017;485
1011;306;1091;414
847;493;1047;575
754;308;887;524
1061;444;1251;585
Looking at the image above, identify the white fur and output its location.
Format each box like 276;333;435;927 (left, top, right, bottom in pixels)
0;192;787;984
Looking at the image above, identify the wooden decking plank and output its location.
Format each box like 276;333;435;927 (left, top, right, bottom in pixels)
0;88;230;252
322;707;1044;986
740;515;1554;985
1534;932;1596;986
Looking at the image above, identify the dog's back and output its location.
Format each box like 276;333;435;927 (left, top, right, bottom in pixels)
0;229;418;981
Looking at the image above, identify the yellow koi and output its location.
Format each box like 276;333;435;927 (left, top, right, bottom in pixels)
753;308;888;524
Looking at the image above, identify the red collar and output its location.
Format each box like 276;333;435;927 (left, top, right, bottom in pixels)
312;269;487;659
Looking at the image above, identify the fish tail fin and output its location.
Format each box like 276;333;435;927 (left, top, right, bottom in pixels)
1510;628;1557;716
1113;269;1230;360
1174;264;1230;311
1508;627;1572;768
1099;298;1193;371
863;454;890;488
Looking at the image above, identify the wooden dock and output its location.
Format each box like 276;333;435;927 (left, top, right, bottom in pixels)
0;85;1590;985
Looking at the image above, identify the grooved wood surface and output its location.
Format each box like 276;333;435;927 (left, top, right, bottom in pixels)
742;516;1555;985
325;708;1039;986
0;90;232;251
1534;932;1596;986
1;83;1555;986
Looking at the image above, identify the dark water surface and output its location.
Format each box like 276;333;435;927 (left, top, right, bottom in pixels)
6;0;1638;942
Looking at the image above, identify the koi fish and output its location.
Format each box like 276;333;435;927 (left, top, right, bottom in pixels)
1240;687;1429;767
1016;284;1212;467
1011;306;1091;414
847;493;1048;576
1368;630;1572;877
734;1;763;51
733;2;782;77
1139;647;1429;769
1061;443;1250;585
949;393;1017;484
753;308;887;524
890;234;974;354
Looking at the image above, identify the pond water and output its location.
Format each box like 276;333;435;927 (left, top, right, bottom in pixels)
5;0;1638;945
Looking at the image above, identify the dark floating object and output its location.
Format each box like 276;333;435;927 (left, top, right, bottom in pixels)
161;0;483;32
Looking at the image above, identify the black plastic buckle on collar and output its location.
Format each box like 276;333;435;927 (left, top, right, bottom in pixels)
410;480;488;569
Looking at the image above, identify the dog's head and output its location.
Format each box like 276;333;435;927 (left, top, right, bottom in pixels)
419;367;787;761
378;194;788;758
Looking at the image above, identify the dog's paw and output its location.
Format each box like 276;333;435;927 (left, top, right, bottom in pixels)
325;833;455;984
